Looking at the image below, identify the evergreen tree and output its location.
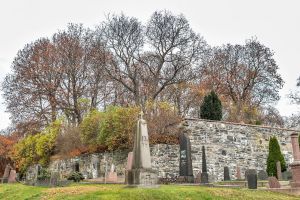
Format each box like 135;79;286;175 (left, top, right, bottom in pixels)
200;91;222;120
266;136;286;178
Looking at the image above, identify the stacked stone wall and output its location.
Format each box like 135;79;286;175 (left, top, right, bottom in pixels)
28;119;298;182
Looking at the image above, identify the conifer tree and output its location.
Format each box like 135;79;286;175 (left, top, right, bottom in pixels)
200;91;222;120
266;136;286;178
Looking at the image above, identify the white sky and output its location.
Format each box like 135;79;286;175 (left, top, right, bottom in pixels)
0;0;299;130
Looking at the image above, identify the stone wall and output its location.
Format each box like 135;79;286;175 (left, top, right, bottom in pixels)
27;119;299;182
36;144;180;181
185;118;296;181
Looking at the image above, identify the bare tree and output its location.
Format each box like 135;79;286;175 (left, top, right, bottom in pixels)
2;38;61;125
289;76;300;105
200;38;284;122
98;11;208;107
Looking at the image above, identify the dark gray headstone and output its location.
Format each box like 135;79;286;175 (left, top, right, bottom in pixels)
246;169;257;189
224;166;230;181
282;170;292;181
200;146;209;184
258;170;268;180
179;133;194;183
201;172;209;184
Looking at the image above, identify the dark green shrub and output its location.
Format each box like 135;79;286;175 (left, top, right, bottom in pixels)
67;172;84;182
267;136;286;178
200;91;222;120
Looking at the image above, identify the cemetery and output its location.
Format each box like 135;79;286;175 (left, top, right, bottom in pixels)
1;113;300;199
0;2;300;199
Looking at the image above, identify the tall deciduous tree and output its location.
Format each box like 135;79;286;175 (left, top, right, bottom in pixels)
201;38;284;122
2;38;61;125
98;10;208;106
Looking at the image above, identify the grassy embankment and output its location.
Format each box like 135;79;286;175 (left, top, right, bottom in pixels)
0;183;298;200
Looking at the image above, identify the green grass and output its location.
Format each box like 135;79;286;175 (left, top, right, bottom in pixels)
0;183;298;200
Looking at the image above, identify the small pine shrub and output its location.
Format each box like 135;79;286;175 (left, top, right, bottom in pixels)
200;91;222;121
266;136;286;178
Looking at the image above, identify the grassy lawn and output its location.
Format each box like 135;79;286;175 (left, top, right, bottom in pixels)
0;183;298;200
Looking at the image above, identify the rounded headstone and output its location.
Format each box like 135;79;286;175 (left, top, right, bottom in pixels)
257;170;268;180
246;170;257;189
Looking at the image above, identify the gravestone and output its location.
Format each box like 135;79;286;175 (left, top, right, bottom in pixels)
49;172;60;186
125;152;133;184
74;162;80;172
282;171;292;181
127;152;133;170
127;112;158;186
200;146;209;184
268;177;281;188
236;166;241;180
107;164;118;183
8;170;17;183
246;169;257;189
290;132;300;188
276;161;282;180
224;166;230;181
2;164;12;183
258;170;268;180
91;155;100;179
179;133;194;183
194;171;201;183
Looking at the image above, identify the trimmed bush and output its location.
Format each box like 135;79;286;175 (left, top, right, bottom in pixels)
266;136;286;178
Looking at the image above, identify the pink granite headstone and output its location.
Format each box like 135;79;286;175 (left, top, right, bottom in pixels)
8;170;17;183
126;152;133;170
236;166;241;180
106;164;118;183
2;164;12;183
268;176;281;188
290;132;300;188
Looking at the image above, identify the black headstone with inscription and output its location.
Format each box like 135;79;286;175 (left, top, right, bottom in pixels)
224;166;230;181
179;133;194;183
246;169;257;189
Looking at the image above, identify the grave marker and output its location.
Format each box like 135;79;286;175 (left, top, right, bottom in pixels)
179;133;194;183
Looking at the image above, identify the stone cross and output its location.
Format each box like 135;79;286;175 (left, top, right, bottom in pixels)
127;113;158;186
276;161;282;180
132;113;151;169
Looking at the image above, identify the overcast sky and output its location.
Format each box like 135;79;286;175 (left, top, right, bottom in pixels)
0;0;299;130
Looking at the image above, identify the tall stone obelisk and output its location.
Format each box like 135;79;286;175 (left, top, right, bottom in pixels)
127;111;158;186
